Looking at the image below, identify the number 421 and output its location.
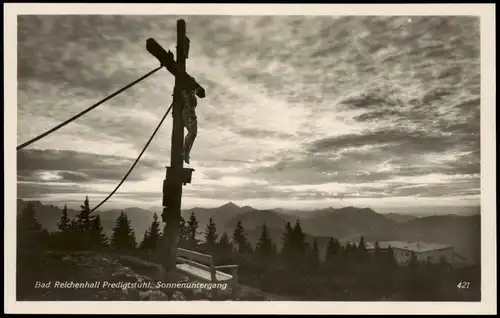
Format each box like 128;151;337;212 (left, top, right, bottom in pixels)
457;281;470;289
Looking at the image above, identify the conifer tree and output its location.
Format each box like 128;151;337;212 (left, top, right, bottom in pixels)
141;213;161;250
374;240;382;263
232;220;250;253
325;237;341;263
218;232;232;253
90;214;108;248
281;221;294;257
291;219;306;256
55;205;73;250
256;223;274;257
386;245;397;267
356;235;368;261
343;242;356;261
358;236;367;251
309;239;320;269
186;212;199;247
74;196;93;249
76;196;92;232
56;205;71;232
17;202;43;249
18;202;42;232
140;229;150;250
179;216;189;243
204;217;218;249
110;211;137;250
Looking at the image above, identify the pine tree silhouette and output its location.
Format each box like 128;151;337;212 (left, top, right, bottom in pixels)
374;240;382;264
90;214;108;249
149;213;161;247
386;245;397;267
342;242;355;262
17;202;44;250
309;239;320;269
218;232;232;253
232;220;250;253
56;205;71;232
325;237;341;264
186;212;199;248
179;215;189;243
74;196;93;249
256;223;274;257
76;196;92;232
358;236;367;251
281;221;294;258
204;217;218;249
291;220;306;257
110;211;137;251
54;204;73;250
140;213;161;250
140;229;150;250
356;235;368;261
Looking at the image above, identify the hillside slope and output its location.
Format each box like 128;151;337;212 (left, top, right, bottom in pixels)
17;200;481;263
17;250;283;301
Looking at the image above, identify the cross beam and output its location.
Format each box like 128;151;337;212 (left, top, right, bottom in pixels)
146;38;206;98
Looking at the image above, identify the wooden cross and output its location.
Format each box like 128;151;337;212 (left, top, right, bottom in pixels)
146;19;206;274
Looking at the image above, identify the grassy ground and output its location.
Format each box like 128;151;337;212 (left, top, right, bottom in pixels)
16;250;278;301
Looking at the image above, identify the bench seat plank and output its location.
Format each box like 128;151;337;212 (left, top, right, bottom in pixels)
176;263;233;282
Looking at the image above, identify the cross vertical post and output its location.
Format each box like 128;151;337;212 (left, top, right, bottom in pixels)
146;19;205;282
162;19;187;275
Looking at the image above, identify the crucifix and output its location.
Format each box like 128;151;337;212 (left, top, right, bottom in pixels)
146;19;206;275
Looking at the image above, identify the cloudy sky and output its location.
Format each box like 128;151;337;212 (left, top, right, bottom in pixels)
16;15;481;211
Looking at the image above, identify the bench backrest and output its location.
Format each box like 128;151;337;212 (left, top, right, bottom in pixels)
177;248;214;266
177;248;216;281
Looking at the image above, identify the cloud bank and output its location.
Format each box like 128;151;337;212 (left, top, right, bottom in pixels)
17;15;480;210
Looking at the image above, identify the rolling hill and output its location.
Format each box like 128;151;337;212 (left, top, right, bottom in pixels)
383;213;418;223
223;208;297;233
16;199;481;263
16;199;157;242
180;202;245;232
221;205;480;264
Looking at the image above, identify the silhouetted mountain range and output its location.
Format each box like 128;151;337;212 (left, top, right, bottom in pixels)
383;213;418;223
17;199;480;264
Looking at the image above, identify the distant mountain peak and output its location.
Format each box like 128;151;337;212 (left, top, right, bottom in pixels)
337;206;376;213
221;202;239;209
241;205;257;212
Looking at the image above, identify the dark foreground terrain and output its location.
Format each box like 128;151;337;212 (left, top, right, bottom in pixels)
16;250;286;301
15;200;481;302
17;249;480;302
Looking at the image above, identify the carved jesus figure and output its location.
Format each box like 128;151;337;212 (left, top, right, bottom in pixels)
181;88;198;164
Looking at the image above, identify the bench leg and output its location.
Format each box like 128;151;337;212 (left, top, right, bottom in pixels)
210;282;218;300
231;279;238;300
231;267;239;300
209;266;218;300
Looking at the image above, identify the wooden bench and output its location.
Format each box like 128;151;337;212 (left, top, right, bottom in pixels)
176;248;239;299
